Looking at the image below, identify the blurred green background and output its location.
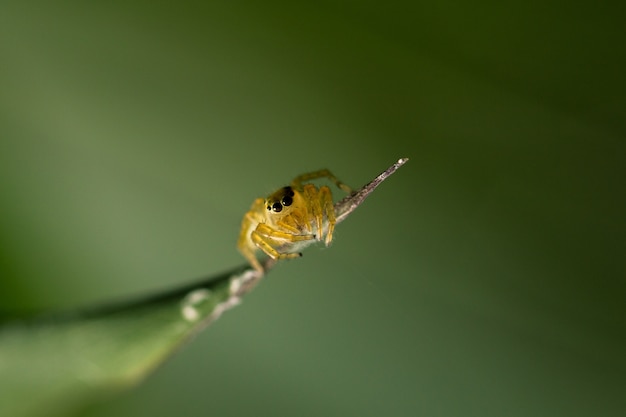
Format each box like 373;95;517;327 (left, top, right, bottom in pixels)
1;1;624;416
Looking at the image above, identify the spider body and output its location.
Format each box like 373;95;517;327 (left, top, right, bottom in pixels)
238;170;352;272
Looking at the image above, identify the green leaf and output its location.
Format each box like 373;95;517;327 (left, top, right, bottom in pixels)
0;158;408;417
0;267;250;417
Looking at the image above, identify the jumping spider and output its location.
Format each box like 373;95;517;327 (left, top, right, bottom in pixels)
237;169;352;272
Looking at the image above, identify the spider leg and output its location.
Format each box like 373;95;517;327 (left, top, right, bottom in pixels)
319;185;336;246
240;244;264;272
302;184;323;240
290;169;352;194
255;223;315;241
251;229;303;261
237;199;265;272
275;219;304;235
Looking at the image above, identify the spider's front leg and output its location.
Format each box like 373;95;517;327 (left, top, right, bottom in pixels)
238;199;266;272
251;223;315;261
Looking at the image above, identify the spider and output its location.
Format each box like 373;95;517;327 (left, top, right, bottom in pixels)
238;169;353;273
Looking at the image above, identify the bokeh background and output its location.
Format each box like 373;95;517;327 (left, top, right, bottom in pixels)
1;1;624;416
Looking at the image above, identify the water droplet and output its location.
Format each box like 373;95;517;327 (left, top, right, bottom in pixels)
181;288;211;322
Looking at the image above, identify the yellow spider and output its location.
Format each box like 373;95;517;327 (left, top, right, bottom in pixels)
238;169;353;272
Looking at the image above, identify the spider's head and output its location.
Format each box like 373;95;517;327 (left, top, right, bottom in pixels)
265;186;295;214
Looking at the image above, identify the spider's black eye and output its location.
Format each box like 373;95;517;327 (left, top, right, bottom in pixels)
266;205;271;211
281;195;293;206
272;202;283;212
284;186;295;197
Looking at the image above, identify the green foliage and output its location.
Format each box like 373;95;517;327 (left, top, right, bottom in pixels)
0;268;242;417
